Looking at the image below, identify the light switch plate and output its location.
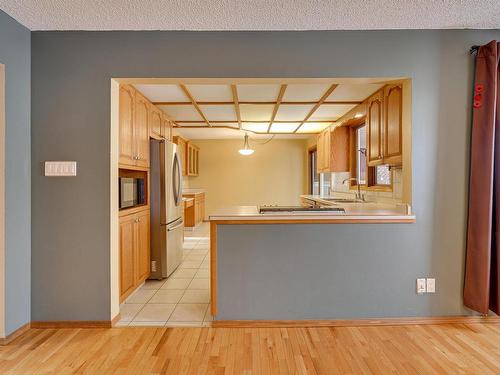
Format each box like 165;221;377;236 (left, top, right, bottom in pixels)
44;161;77;176
426;278;436;293
416;278;426;294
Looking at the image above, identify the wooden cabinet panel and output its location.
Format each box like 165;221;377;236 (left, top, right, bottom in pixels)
134;93;150;168
119;209;150;302
330;126;350;172
384;85;403;165
162;115;172;141
136;210;150;283
173;136;188;176
119;85;136;167
119;214;136;300
183;193;205;226
187;142;200;176
149;105;162;139
367;91;384;166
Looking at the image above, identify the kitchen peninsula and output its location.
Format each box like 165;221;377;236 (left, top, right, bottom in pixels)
209;204;416;320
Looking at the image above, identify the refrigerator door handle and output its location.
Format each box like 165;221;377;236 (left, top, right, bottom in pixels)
167;220;184;232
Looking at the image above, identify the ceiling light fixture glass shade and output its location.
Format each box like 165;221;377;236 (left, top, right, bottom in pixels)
238;134;254;155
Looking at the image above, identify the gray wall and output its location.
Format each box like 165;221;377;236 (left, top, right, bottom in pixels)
31;30;500;321
0;11;31;334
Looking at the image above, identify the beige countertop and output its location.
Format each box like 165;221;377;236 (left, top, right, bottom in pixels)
209;205;415;223
183;188;206;195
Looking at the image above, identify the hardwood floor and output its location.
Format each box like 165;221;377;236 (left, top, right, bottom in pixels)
0;323;499;374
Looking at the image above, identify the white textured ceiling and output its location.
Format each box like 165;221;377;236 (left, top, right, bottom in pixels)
1;0;499;30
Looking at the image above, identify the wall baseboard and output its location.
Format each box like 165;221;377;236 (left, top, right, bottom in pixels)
212;315;500;328
111;313;121;327
31;320;113;329
0;322;30;345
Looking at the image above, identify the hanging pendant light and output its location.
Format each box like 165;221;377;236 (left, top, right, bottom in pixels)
238;133;254;155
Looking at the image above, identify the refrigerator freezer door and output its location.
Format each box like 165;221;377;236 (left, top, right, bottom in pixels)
166;218;184;276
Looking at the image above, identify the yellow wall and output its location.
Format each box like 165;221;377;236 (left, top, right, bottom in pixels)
187;138;308;218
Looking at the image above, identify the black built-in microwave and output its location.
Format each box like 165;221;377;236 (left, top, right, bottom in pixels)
119;177;146;209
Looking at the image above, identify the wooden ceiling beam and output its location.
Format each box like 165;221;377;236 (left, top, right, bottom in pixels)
179;84;211;127
153;100;362;106
267;85;287;133
231;85;242;129
175;120;336;124
293;84;339;133
174;125;318;135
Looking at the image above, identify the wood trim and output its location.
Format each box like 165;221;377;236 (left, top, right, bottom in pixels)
0;323;30;345
267;84;287;132
230;85;242;129
176;120;334;124
179;84;211;127
210;218;416;225
210;221;217;316
118;205;150;218
31;321;113;329
118;164;149;172
212;315;500;328
111;313;121;327
294;84;339;133
152;100;362;106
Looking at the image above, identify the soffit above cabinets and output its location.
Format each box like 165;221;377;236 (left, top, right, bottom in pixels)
132;79;394;135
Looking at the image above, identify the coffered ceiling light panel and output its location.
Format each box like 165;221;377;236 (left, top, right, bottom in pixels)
275;104;315;121
270;122;301;133
282;84;331;102
296;122;333;133
242;122;269;133
237;85;281;102
327;84;384;101
310;104;357;121
133;84;189;102
198;104;236;121
240;104;274;121
158;105;203;121
186;85;233;102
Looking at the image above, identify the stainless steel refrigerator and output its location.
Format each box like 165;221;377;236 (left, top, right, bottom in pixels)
149;139;184;279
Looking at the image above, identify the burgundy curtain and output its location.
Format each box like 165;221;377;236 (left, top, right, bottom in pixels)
464;40;500;315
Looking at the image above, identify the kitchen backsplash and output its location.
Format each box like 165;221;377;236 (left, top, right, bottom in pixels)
329;168;403;203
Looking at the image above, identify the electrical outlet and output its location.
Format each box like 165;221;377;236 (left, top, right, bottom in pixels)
416;278;426;294
426;278;436;293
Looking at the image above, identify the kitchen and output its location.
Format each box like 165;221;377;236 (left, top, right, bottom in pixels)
114;79;413;326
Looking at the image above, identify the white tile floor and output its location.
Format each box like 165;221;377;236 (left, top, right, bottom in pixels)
117;222;211;327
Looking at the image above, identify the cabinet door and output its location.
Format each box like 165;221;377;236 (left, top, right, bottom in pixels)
316;132;324;173
384;85;403;165
134;93;150;168
330;126;350;172
150;105;162;139
119;214;136;300
119;85;136;167
162;115;172;141
136;210;150;283
367;91;384;166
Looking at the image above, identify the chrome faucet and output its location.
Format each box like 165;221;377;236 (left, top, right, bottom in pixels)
342;177;365;202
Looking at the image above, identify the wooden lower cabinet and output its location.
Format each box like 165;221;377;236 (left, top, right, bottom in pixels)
119;208;150;302
184;193;205;227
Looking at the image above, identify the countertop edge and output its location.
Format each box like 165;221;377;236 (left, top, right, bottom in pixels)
209;215;416;223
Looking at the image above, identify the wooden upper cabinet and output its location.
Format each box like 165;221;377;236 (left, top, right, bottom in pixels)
173;136;188;176
119;85;136;167
316;126;349;173
119;214;136;300
366;90;384;166
186;142;200;176
161;114;172;141
135;210;150;283
134;92;150;168
330;126;350;172
384;84;403;165
149;105;163;139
